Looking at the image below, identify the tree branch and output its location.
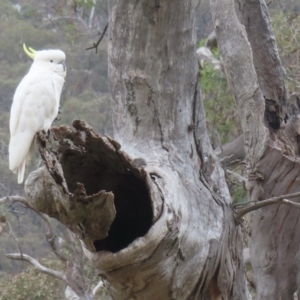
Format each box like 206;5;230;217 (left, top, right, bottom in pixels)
92;280;104;296
85;22;108;53
234;191;300;219
41;214;70;262
42;16;89;31
0;196;71;261
5;253;67;282
0;196;28;206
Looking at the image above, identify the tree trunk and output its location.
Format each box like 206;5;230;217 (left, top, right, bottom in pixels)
211;0;300;298
25;1;250;299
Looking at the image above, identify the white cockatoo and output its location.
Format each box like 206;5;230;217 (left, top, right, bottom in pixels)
9;44;66;184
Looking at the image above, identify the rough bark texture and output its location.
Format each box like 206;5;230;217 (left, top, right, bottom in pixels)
237;1;300;298
103;1;249;299
211;0;300;298
210;0;268;167
25;1;250;299
237;0;287;130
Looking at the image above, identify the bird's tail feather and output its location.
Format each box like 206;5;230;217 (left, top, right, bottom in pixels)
18;161;26;184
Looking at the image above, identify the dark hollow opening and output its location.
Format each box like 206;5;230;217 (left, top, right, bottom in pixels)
61;148;153;253
264;99;286;130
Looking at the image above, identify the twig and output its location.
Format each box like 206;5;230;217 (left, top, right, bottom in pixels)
85;22;108;53
92;280;104;296
0;196;28;256
1;196;91;298
6;253;67;282
41;213;69;262
234;191;300;219
282;199;300;209
4;217;23;256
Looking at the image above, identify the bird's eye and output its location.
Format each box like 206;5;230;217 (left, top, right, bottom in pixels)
50;60;53;63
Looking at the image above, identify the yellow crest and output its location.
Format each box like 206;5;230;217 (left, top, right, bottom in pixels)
23;44;36;59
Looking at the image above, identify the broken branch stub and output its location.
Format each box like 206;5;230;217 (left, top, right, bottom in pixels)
25;120;155;253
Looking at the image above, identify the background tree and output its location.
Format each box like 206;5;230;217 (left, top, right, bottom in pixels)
210;0;300;298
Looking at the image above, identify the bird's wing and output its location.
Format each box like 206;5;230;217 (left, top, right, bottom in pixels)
9;71;57;173
10;72;57;135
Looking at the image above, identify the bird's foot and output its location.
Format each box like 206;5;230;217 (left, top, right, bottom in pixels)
54;109;62;122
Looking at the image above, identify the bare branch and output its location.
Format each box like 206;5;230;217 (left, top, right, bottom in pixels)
234;191;300;219
4;216;23;256
0;196;28;206
6;253;67;282
282;199;300;209
216;135;245;167
0;196;70;261
41;213;69;262
42;16;89;31
92;280;104;296
0;197;28;254
85;22;108;53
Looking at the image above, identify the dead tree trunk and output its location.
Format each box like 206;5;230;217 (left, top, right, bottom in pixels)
25;1;250;299
211;0;300;298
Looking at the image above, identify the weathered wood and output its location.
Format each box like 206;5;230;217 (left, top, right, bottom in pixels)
25;120;154;253
237;0;287;130
210;0;268;169
215;135;245;166
250;146;300;298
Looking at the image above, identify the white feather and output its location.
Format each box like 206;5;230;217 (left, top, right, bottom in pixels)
9;48;66;184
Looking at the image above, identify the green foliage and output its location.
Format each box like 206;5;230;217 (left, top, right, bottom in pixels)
230;181;247;204
197;38;206;48
0;259;65;300
271;12;300;95
200;62;241;145
200;60;246;203
75;0;96;9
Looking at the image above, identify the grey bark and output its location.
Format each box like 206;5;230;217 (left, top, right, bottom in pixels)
211;0;300;298
237;0;287;129
216;135;245;166
24;1;250;299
